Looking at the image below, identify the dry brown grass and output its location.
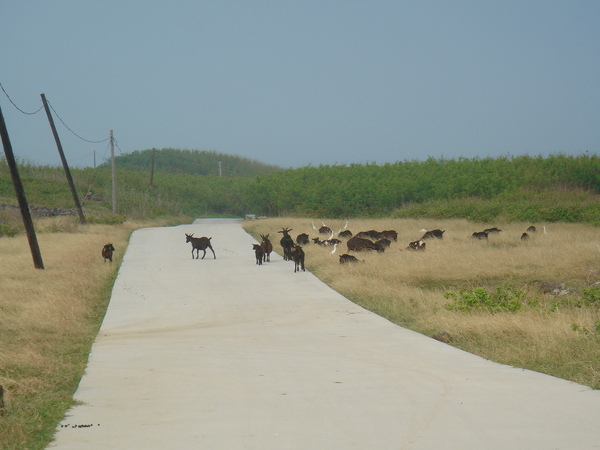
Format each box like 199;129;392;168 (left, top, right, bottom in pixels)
0;217;141;449
244;218;600;389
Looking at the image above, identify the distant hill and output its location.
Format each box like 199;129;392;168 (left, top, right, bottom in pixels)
98;148;281;177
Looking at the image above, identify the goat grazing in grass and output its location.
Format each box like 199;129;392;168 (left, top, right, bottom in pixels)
260;234;273;262
252;244;263;265
278;227;294;261
102;243;115;262
339;253;360;264
290;244;305;272
185;233;216;259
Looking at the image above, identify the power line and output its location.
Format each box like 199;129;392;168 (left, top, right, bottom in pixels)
46;99;109;144
0;82;43;115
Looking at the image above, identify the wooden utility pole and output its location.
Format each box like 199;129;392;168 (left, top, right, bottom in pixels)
110;130;116;213
40;94;86;225
0;103;44;269
149;148;156;186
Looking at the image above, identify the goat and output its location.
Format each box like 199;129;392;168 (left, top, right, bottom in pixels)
375;238;392;249
471;231;489;240
339;253;360;264
319;225;332;235
278;227;295;261
260;234;273;262
421;229;445;239
252;244;263;265
483;227;502;234
521;232;530;240
338;230;353;239
406;239;426;251
102;243;115;262
296;233;310;245
185;233;216;259
380;230;398;241
347;236;385;253
527;225;537;232
290;244;305;272
356;230;382;240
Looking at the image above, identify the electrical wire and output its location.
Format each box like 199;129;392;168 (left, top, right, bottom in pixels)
0;82;43;115
46;99;109;144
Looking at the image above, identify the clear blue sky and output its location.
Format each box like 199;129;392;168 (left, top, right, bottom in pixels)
1;1;599;169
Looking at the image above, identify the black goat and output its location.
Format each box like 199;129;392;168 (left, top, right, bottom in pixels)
319;226;332;235
406;239;426;251
102;243;115;262
471;231;489;240
339;253;360;264
338;230;353;239
252;244;263;265
278;227;295;261
290;244;305;272
421;229;445;239
296;233;310;245
483;227;502;234
185;233;216;259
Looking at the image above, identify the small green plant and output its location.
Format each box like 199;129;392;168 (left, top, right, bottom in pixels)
581;286;600;306
444;282;525;313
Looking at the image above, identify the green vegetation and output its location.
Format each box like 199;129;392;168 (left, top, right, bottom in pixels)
99;148;281;177
1;152;599;224
444;281;526;313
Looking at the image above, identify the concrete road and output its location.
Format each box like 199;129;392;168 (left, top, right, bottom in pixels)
50;219;600;449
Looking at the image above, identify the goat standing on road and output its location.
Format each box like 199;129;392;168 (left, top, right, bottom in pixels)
185;233;216;259
260;234;273;262
278;227;294;261
290;244;305;272
252;244;264;265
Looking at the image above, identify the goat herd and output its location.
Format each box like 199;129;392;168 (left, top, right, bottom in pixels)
102;224;543;273
176;222;545;273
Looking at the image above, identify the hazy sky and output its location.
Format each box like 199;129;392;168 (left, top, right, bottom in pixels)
1;1;599;169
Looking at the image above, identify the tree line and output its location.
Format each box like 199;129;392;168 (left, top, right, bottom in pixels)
1;153;599;225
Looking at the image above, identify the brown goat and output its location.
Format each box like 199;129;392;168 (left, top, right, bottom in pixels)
102;243;115;262
347;236;385;253
185;233;216;259
260;234;273;262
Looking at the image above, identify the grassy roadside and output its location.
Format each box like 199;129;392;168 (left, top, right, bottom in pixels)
244;217;600;389
0;215;187;449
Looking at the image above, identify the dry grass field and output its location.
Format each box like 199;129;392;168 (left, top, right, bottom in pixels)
0;217;153;449
244;218;600;389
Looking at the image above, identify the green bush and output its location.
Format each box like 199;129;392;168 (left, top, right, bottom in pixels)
444;282;525;313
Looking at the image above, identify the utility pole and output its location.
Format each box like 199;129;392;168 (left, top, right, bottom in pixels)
219;161;222;177
40;93;86;225
150;148;156;186
0;103;44;269
110;130;116;213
